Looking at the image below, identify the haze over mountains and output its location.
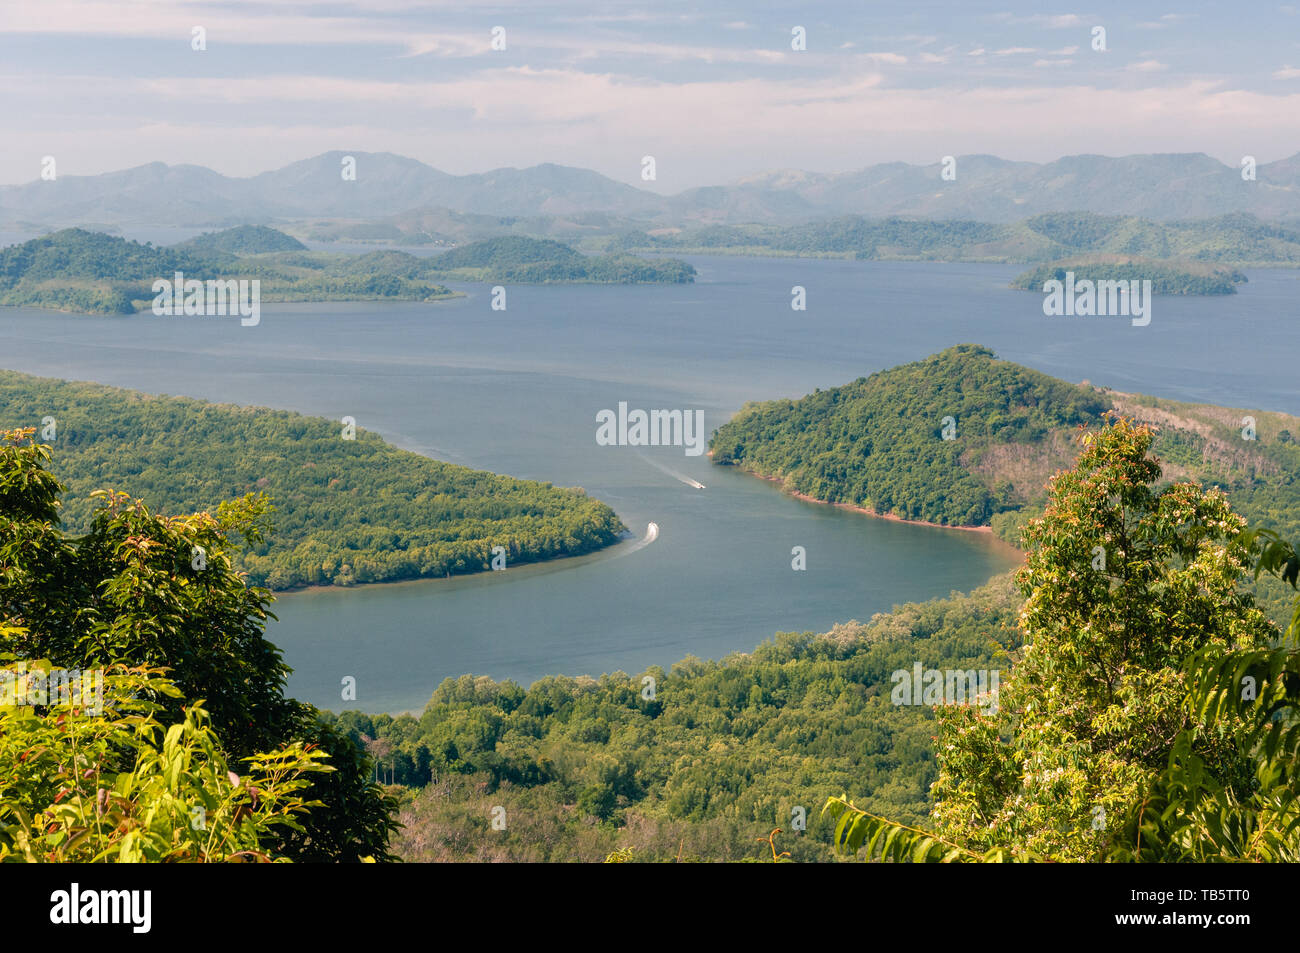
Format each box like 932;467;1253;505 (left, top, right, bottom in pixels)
4;150;1300;231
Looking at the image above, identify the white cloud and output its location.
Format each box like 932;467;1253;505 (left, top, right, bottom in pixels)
0;2;1296;188
0;2;486;54
0;2;784;65
6;72;1300;187
886;34;938;46
1137;12;1195;27
993;13;1083;27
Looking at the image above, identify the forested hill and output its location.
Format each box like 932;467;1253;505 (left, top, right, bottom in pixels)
0;228;203;313
0;228;455;313
0;371;625;589
1011;258;1247;295
426;235;697;283
710;345;1107;526
617;211;1300;266
175;223;307;254
710;344;1300;545
0;229;694;315
342;573;1024;862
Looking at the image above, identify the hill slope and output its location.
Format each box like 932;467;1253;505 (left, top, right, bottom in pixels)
711;345;1300;626
0;228;457;314
626;212;1300;266
710;345;1108;526
712;345;1300;534
426;236;697;283
361;573;1025;861
0;230;693;315
176;224;307;255
0;228;210;313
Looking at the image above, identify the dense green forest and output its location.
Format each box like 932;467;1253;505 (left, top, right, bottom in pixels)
710;345;1108;526
0;229;694;316
712;345;1300;526
612;211;1300;266
175;224;308;254
1;429;398;861
3;399;1296;862
329;573;1022;862
1011;258;1247;294
828;417;1300;862
424;235;697;283
0;228;457;313
0;371;625;589
711;344;1300;626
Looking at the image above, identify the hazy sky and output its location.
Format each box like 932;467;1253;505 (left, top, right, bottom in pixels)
3;0;1300;189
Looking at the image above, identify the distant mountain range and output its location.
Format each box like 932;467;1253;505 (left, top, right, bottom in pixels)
5;150;1300;230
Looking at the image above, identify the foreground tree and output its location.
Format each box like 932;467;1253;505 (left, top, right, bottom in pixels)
0;652;330;862
0;428;397;861
825;415;1299;861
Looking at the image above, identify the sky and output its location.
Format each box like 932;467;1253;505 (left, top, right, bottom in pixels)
2;0;1300;189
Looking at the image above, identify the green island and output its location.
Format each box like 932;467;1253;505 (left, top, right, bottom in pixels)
175;223;310;255
710;344;1300;626
0;227;458;314
423;235;697;283
0;229;695;316
612;210;1300;266
1010;257;1247;295
0;371;625;589
710;345;1107;527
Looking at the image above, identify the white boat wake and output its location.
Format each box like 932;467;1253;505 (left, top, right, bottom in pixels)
610;521;660;559
634;451;707;489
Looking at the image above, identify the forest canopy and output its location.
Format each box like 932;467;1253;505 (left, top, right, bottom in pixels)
0;429;398;862
1011;258;1247;295
424;235;697;283
0;371;625;590
710;344;1108;526
710;345;1300;627
614;211;1300;266
0;228;694;315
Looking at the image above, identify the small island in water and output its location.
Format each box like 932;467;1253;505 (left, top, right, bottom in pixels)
0;228;696;315
1011;256;1247;295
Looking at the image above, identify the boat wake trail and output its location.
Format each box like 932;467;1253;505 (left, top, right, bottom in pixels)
634;450;707;489
611;521;660;559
